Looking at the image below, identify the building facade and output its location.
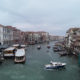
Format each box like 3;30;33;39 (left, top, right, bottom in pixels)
0;25;13;47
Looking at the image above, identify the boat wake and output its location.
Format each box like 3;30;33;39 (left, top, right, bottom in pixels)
47;52;54;61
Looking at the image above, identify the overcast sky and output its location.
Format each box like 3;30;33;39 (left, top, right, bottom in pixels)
0;0;80;35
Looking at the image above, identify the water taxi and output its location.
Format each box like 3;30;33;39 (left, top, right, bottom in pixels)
14;49;26;63
3;47;16;57
45;61;66;69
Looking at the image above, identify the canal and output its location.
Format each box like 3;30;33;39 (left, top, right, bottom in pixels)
0;41;80;80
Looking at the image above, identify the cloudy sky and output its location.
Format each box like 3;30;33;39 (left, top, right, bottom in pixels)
0;0;80;35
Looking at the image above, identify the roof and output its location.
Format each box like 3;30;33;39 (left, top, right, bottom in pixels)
4;47;15;51
15;49;25;57
13;44;19;47
66;28;80;33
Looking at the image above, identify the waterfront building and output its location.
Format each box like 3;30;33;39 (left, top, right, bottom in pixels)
25;31;50;44
6;26;22;44
25;32;35;45
0;25;13;47
65;28;80;55
49;35;64;41
37;31;49;43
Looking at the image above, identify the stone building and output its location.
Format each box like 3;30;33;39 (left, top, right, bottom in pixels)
0;25;13;47
65;28;80;55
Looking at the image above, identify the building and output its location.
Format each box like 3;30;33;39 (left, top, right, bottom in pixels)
6;26;22;44
25;31;50;44
65;28;80;55
0;24;13;47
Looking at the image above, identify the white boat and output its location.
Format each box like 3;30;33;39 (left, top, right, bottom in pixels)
12;44;20;48
21;45;26;48
37;45;41;49
3;47;16;57
45;61;66;69
14;49;26;63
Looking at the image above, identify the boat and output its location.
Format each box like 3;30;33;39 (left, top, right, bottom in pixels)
12;44;20;49
21;45;26;48
3;47;16;58
45;61;66;69
59;51;67;56
14;49;26;63
0;52;4;63
37;46;41;49
47;45;50;49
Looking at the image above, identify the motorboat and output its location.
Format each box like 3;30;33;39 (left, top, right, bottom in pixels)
59;51;67;56
45;61;66;69
14;49;26;63
37;46;41;49
47;45;50;49
21;45;26;48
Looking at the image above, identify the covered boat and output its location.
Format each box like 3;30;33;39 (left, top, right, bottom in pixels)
12;44;20;49
14;49;26;63
45;61;66;69
3;47;16;57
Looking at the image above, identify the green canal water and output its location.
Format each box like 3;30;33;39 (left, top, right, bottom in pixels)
0;42;80;80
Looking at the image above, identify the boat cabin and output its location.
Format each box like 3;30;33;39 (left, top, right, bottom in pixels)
12;44;20;49
21;45;26;48
14;49;26;63
3;47;16;57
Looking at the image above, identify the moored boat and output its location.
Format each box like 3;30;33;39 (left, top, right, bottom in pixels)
59;51;67;56
12;44;20;49
45;61;66;69
0;52;4;64
14;49;26;63
21;45;26;48
3;47;16;58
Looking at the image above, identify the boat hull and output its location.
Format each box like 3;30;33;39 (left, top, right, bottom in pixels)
45;65;65;69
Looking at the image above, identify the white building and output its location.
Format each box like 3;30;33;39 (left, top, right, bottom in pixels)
0;24;13;47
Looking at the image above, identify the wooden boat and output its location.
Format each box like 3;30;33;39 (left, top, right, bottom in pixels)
14;49;26;63
3;47;16;58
